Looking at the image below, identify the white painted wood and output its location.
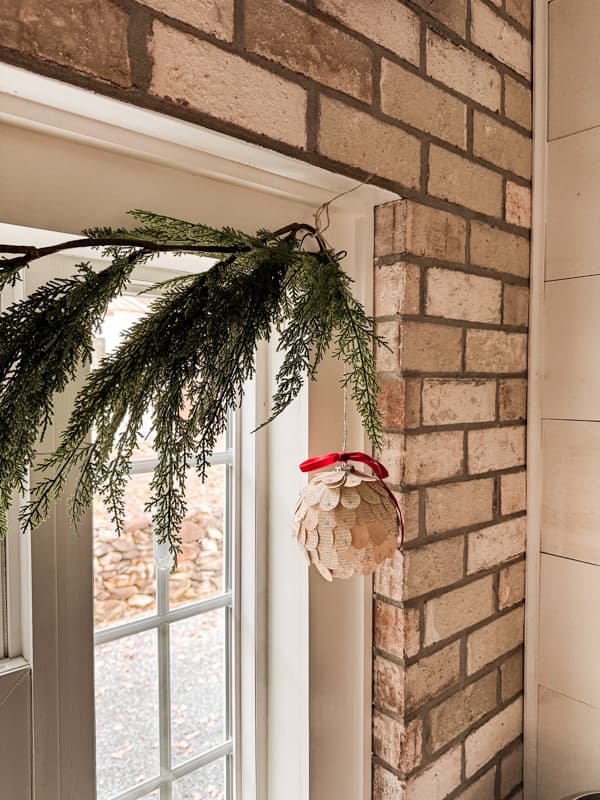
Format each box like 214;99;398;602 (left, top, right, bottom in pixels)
548;0;600;141
543;275;600;421
539;553;600;710
0;666;31;800
0;64;396;800
538;686;600;800
542;420;600;565
524;0;547;794
546;127;600;281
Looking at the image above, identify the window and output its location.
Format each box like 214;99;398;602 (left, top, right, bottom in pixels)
92;294;236;800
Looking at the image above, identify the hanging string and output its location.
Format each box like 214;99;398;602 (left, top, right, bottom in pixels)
313;174;373;242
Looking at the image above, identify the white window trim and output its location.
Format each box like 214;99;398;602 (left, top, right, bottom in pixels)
0;62;397;800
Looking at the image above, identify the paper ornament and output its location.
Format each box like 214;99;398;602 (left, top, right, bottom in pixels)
293;452;403;581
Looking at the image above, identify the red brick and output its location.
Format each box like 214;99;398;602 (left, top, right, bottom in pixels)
471;0;531;79
422;379;496;426
503;284;530;327
467;606;525;674
410;0;468;36
403;536;465;599
405;743;462;800
425;576;494;645
499;560;526;609
428;671;497;751
473;112;532;180
506;182;531;228
426;479;494;535
374;654;405;715
465;699;522;777
499;379;527;421
374;262;421;317
373;711;423;774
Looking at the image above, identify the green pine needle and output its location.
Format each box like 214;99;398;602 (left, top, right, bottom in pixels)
0;210;386;559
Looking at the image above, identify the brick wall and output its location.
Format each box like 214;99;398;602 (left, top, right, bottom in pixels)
0;1;532;797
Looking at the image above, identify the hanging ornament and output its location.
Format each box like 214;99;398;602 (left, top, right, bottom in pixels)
292;452;404;582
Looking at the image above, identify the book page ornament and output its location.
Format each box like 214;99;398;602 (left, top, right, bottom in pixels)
293;451;404;582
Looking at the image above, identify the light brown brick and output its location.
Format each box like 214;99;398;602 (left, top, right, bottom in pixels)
470;221;530;279
375;200;467;262
376;321;400;374
471;0;531;79
245;0;372;101
501;471;526;515
467;606;524;674
319;96;421;186
429;671;497;751
374;654;405;715
473;112;532;180
378;432;405;485
468;426;525;474
404;536;465;599
465;699;522;777
381;59;467;148
422;379;496;426
501;743;524;797
503;284;529;327
410;0;467;36
499;560;526;610
465;329;527;373
375;262;421;317
404;431;464;485
467;517;526;573
378;379;421;430
393;490;420;543
425;576;495;645
406;641;461;711
505;75;532;130
0;0;130;85
316;0;420;64
427;29;501;111
506;0;532;31
373;711;423;774
374;548;404;602
401;322;463;373
142;0;233;39
150;22;307;147
429;146;503;217
500;379;527;421
501;650;523;701
455;769;496;800
374;600;420;659
405;744;462;800
426;267;501;323
506;182;531;229
373;764;405;800
426;478;494;535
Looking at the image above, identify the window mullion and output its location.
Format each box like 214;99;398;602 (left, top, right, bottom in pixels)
157;566;172;800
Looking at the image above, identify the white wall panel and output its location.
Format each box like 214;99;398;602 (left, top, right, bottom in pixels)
542;420;600;565
547;129;600;281
538;686;600;800
543;276;600;420
548;0;600;140
539;554;600;709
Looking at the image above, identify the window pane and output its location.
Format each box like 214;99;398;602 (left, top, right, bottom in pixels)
94;473;156;629
172;759;226;800
170;610;226;765
169;467;225;609
95;629;160;799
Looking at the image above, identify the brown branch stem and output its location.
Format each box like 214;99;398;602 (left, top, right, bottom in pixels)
0;223;322;274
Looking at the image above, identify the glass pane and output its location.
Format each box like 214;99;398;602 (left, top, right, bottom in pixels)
172;759;226;800
95;629;160;799
169;467;225;609
170;610;226;765
94;473;156;629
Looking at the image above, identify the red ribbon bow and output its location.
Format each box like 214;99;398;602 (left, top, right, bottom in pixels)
299;451;404;547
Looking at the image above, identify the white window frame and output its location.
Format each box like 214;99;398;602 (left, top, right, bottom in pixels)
0;62;397;800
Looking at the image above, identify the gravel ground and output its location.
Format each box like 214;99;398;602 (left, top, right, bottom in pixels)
95;612;226;800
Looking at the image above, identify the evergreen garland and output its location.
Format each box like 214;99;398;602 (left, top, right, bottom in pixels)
0;210;386;561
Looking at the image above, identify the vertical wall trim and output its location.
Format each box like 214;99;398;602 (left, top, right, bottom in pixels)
524;0;548;795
